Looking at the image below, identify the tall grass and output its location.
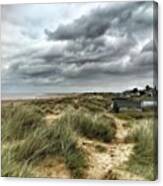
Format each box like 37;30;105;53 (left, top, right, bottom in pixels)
2;104;116;178
59;110;116;142
126;119;157;180
14;120;87;178
2;105;88;178
1;104;43;141
1;146;33;177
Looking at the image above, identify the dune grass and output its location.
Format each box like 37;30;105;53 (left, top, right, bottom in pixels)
57;110;116;142
114;110;155;121
12;122;88;178
2;98;156;180
1;105;88;178
1;146;33;177
125;119;157;180
1;104;43;141
1;102;116;178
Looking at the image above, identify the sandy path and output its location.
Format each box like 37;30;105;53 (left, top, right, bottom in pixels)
79;137;134;179
104;112;130;142
33;155;71;178
44;113;62;126
40;112;144;180
80;112;144;180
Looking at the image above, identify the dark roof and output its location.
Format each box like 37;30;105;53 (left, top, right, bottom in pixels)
112;97;129;101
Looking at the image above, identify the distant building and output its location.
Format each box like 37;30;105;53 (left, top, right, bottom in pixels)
111;98;157;113
141;100;157;108
111;98;141;113
122;86;158;98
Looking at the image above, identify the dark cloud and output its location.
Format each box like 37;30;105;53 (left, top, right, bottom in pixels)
45;2;152;41
2;1;156;94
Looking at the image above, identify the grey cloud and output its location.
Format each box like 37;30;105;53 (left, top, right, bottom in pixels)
142;40;157;54
2;2;156;94
45;2;152;41
44;15;110;40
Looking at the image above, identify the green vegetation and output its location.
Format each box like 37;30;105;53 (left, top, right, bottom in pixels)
2;146;33;177
58;110;116;142
125;119;157;180
29;93;112;114
114;110;154;120
1;93;157;180
1;104;43;141
2;105;88;178
2;103;116;178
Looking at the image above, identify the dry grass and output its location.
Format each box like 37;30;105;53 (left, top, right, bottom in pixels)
125;119;157;180
1;94;157;180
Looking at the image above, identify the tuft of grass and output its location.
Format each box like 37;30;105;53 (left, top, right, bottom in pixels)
126;119;157;180
1;104;43;141
65;146;87;178
58;110;116;142
1;146;33;177
14;127;50;163
51;114;88;178
11;114;87;178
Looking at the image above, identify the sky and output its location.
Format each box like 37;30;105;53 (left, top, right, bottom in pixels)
1;1;157;97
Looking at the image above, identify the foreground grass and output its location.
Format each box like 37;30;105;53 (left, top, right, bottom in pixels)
2;146;33;177
1;104;43;141
125;119;157;180
114;110;155;121
2;104;116;178
2;100;156;180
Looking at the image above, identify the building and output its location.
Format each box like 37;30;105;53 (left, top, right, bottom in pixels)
111;98;157;113
111;98;141;113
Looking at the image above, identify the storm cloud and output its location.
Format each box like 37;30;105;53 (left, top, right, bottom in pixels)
1;2;157;96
